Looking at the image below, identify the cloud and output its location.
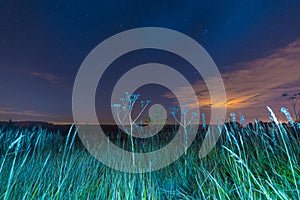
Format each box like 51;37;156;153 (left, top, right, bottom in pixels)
30;72;63;85
0;107;57;119
164;39;300;121
221;39;300;115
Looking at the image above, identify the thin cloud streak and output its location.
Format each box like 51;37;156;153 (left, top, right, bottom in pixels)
0;107;57;119
30;72;63;85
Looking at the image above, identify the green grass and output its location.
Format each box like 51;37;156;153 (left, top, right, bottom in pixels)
0;121;300;199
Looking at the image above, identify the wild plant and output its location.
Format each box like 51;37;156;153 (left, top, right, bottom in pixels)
111;92;151;164
281;107;294;126
230;112;237;129
169;105;180;132
281;92;300;121
1;105;300;199
269;127;277;148
169;102;198;155
201;112;206;131
267;106;300;198
239;112;247;128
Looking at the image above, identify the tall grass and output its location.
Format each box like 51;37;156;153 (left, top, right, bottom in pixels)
0;114;300;199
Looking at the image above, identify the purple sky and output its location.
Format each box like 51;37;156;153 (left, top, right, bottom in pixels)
0;1;300;124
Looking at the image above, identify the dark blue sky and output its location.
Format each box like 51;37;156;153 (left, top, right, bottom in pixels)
1;1;300;123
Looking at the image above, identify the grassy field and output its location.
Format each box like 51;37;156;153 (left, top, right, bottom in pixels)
1;117;300;199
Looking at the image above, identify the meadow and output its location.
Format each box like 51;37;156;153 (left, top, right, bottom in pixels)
0;110;300;199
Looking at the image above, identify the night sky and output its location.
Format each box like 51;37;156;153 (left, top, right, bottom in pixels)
1;1;300;124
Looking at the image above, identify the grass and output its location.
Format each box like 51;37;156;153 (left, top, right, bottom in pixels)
0;118;300;199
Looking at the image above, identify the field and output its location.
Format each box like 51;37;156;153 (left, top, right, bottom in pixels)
1;117;300;199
